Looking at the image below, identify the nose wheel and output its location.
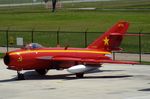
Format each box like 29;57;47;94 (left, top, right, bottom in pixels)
17;71;25;80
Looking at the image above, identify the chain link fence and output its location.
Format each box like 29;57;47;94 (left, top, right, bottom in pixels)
0;29;150;63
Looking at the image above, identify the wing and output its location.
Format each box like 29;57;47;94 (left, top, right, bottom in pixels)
36;56;138;64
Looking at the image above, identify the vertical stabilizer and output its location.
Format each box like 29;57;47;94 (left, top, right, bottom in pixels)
87;21;129;51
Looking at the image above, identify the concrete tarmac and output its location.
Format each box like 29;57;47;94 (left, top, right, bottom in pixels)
0;59;150;99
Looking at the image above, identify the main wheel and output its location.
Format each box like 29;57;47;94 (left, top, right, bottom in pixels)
35;69;48;75
76;73;84;78
17;71;25;80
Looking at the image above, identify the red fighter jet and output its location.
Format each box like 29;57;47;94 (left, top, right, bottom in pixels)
3;21;137;80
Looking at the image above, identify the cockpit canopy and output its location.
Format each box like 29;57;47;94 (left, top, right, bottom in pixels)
24;43;43;49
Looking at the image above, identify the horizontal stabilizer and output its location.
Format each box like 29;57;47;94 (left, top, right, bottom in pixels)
110;33;144;36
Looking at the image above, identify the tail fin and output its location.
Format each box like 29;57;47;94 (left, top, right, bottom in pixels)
87;21;129;51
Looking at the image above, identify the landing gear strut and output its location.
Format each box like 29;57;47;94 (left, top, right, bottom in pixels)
17;71;25;80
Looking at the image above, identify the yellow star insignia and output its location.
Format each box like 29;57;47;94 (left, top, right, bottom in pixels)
103;37;109;46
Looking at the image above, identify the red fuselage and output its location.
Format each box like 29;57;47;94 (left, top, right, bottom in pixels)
3;21;137;79
4;47;111;71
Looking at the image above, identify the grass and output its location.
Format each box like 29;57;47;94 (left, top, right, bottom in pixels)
140;61;150;65
0;53;4;58
0;9;150;32
64;0;150;9
0;0;43;4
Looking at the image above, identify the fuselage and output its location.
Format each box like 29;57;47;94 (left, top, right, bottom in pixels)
2;21;132;79
4;47;111;71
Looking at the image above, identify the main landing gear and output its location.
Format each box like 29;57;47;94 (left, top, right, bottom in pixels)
76;73;84;78
16;70;83;80
35;69;48;75
17;71;25;80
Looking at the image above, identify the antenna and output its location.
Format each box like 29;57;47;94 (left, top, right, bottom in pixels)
64;45;69;50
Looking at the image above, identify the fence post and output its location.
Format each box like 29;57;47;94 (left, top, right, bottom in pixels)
84;29;88;47
139;30;142;63
112;52;115;60
31;29;34;43
56;27;60;45
6;28;9;52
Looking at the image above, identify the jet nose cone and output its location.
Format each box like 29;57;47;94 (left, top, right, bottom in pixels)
3;53;10;65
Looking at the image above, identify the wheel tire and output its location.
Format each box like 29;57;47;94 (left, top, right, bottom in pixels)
76;73;84;78
35;69;48;75
17;73;25;80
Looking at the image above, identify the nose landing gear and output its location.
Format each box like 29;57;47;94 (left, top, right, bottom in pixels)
17;71;25;80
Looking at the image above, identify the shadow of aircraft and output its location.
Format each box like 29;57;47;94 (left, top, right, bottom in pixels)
138;88;150;92
0;69;132;82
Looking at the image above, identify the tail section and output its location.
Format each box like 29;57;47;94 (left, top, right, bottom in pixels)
87;21;129;51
